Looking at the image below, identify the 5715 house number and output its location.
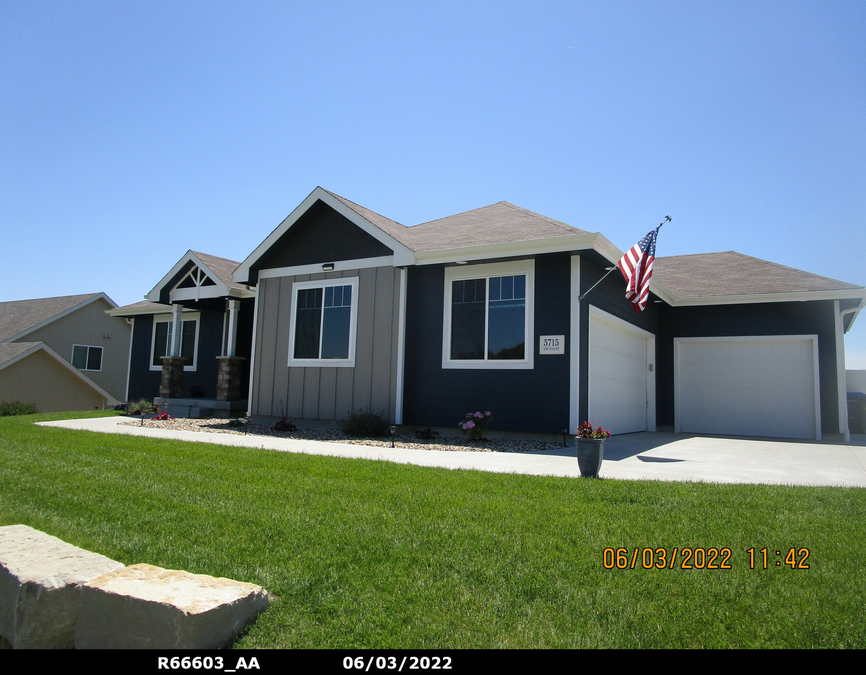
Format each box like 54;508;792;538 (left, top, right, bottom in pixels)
539;335;565;354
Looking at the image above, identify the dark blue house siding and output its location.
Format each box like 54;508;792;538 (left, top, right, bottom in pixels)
254;201;393;274
403;254;572;433
578;256;661;425
127;310;232;401
656;301;840;434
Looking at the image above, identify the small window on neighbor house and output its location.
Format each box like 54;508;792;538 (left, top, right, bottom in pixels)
72;345;102;371
289;278;358;366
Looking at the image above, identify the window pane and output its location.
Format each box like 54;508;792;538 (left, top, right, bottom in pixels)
72;345;87;369
153;322;170;366
86;346;102;370
181;320;196;362
451;279;485;360
320;285;352;359
321;305;351;358
294;288;323;359
488;275;525;360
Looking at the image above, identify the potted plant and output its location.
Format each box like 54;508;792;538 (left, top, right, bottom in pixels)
575;421;610;477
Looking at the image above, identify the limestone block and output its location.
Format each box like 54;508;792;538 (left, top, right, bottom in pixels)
0;524;125;649
75;564;269;649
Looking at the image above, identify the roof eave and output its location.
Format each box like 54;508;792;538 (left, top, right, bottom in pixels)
667;287;866;307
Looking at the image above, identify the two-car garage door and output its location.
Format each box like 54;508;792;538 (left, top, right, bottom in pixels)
675;336;820;440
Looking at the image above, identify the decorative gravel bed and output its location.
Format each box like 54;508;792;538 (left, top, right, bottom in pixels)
121;417;561;453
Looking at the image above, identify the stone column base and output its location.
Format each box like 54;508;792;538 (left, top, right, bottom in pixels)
216;357;247;401
159;357;186;398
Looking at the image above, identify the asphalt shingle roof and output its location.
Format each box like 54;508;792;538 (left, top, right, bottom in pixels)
0;342;40;367
653;251;863;298
0;293;104;342
189;251;249;292
408;201;589;252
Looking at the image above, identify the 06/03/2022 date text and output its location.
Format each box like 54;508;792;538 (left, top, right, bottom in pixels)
602;547;810;570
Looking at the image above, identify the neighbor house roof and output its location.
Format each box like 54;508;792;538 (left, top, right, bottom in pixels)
653;251;864;304
0;293;116;343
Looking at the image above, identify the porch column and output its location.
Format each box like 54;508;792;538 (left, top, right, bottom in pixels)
216;356;246;401
225;300;241;358
170;303;183;357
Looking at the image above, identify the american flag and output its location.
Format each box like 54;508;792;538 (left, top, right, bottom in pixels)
617;227;659;312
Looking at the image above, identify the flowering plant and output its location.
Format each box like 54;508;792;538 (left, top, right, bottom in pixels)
459;410;493;441
575;421;610;439
153;411;173;421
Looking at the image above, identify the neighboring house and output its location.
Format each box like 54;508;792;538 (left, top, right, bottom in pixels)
0;293;129;410
109;251;254;412
229;187;865;442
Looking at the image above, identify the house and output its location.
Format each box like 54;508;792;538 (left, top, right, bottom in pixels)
108;251;255;416
228;187;865;442
0;293;129;411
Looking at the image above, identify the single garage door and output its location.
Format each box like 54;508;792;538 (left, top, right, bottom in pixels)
589;308;655;435
675;336;819;440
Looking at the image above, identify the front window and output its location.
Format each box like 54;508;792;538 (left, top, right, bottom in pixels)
150;314;199;371
443;261;534;369
289;277;358;366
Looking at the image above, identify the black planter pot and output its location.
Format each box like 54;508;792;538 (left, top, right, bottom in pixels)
576;438;605;477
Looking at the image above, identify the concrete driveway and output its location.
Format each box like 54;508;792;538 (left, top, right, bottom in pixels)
38;417;866;488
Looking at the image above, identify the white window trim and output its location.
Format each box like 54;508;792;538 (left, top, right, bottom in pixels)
288;276;359;368
149;312;200;372
71;344;103;371
442;259;535;370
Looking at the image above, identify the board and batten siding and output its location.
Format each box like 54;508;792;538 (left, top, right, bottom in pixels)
250;266;402;422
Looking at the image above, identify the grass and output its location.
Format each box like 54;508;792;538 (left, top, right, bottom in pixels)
1;411;865;648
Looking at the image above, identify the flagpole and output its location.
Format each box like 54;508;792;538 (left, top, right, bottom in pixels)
578;216;670;303
578;266;618;302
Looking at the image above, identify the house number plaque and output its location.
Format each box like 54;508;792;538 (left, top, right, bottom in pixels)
539;335;565;355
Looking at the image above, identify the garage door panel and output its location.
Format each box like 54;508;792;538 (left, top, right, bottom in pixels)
589;312;652;435
676;338;818;440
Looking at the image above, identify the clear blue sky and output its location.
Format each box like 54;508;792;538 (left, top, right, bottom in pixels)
2;1;865;366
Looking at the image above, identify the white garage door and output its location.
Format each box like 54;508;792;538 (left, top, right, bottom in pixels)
589;308;654;435
675;337;820;440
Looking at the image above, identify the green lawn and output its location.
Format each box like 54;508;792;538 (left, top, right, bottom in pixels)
1;411;864;648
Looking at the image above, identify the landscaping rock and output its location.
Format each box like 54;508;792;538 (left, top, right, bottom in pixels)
0;524;125;649
75;563;269;649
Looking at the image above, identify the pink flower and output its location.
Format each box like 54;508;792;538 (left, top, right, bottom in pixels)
474;412;483;418
484;411;491;416
465;420;475;429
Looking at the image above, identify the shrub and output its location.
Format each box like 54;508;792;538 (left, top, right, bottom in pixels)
0;401;38;416
127;399;157;415
341;408;390;437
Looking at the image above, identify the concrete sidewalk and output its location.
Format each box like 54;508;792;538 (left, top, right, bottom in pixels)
38;416;866;488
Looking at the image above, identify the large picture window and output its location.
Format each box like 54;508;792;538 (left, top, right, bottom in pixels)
149;313;200;371
288;277;359;366
71;344;103;371
443;260;534;369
